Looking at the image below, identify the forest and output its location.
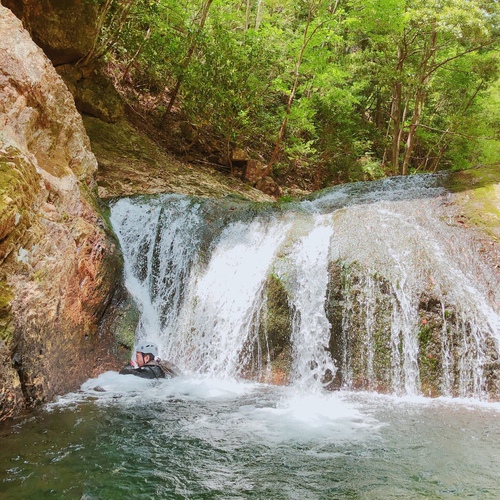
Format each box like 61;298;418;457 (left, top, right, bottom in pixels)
88;0;500;189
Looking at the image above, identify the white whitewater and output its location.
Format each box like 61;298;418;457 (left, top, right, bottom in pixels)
110;175;500;397
275;217;336;391
170;218;292;377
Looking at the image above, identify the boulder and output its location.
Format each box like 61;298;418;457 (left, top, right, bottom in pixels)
0;8;97;184
56;64;125;123
245;159;264;183
232;148;250;162
1;0;100;65
256;176;283;199
0;6;124;422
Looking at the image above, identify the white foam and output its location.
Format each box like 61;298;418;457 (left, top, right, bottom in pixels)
174;384;382;446
49;373;382;445
49;372;262;409
248;390;382;443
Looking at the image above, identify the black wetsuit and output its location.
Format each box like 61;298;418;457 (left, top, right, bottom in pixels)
119;360;180;380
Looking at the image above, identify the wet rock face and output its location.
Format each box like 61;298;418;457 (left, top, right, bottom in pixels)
2;1;125;124
240;275;293;385
324;261;500;399
0;6;124;422
241;256;500;400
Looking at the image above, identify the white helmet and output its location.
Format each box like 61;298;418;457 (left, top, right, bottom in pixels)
136;342;158;358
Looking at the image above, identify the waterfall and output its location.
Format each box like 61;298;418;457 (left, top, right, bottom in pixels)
169;217;292;378
110;175;500;398
276;217;335;391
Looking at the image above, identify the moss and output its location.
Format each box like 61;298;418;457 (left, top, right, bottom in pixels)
446;166;500;240
372;325;392;380
277;195;296;204
83;116;180;172
0;280;14;345
238;273;293;382
113;301;139;349
261;274;293;360
0;158;22;235
446;165;500;192
415;303;445;396
418;325;433;347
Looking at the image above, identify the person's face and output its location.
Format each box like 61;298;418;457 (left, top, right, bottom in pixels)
135;351;149;367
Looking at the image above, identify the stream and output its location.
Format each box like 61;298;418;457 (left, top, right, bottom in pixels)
1;375;500;498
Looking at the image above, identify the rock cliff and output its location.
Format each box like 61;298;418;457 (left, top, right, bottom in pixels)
0;2;272;423
0;5;123;422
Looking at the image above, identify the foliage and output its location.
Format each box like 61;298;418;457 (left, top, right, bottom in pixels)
92;0;500;187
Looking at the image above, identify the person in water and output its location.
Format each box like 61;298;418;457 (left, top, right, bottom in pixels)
119;342;180;379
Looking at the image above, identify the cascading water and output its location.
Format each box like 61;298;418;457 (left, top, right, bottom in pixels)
275;217;336;390
110;174;500;398
3;174;500;500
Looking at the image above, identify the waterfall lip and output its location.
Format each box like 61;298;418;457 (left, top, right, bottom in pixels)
300;172;448;214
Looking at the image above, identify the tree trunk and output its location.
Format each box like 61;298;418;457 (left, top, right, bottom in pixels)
122;27;151;83
161;0;214;124
386;42;410;175
401;26;437;175
263;0;327;178
80;0;133;67
245;0;251;32
78;0;113;67
390;81;402;174
255;0;264;30
401;89;425;175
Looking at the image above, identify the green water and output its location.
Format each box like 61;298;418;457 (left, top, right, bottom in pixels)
1;374;500;499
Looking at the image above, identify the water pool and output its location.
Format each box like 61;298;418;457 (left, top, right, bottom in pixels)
1;373;499;499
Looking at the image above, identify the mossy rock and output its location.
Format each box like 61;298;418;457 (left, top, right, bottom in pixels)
0;142;40;252
0;280;14;345
0;141;40;349
3;0;101;65
83;116;274;202
110;294;139;351
57;64;125;123
239;273;293;383
326;260;393;391
446;166;500;241
261;274;293;360
417;319;442;397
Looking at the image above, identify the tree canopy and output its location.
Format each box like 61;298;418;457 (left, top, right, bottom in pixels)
90;0;500;187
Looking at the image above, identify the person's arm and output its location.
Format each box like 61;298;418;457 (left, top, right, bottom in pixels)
122;365;162;379
119;362;136;375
